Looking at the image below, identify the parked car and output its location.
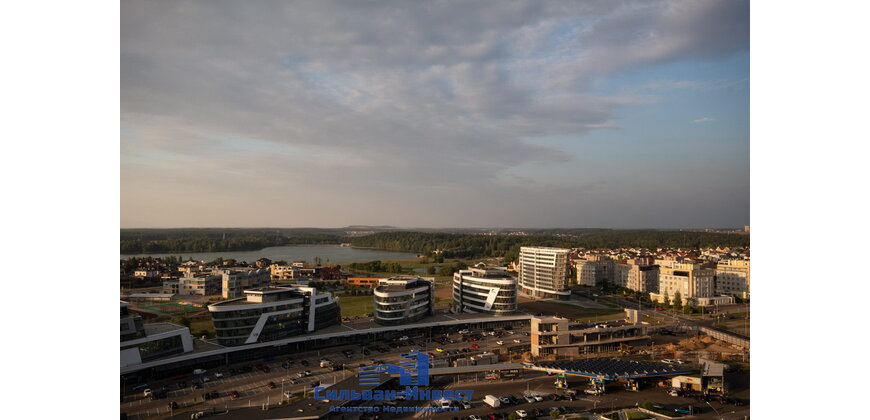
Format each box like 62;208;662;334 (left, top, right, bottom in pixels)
497;341;505;345
214;372;223;378
515;410;528;418
168;401;179;410
230;390;240;399
531;392;543;402
143;389;152;397
268;381;276;389
470;344;480;349
524;395;536;403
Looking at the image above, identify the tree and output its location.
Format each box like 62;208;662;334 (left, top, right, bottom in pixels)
549;409;561;418
673;291;682;311
662;291;671;308
508;413;519;420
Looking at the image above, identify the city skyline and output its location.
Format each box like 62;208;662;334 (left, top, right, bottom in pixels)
122;0;749;229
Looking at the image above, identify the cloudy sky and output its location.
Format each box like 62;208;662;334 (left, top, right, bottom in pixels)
121;0;749;229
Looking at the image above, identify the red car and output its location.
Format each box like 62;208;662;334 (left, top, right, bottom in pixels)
230;391;240;399
427;352;436;358
656;307;664;311
470;344;480;349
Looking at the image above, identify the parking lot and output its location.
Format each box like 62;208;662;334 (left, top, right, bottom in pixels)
379;372;750;420
121;328;530;419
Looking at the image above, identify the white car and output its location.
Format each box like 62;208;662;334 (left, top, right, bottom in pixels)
513;339;521;343
524;395;536;403
201;376;211;383
496;340;505;345
516;410;529;418
469;416;482;420
214;372;223;378
532;392;543;402
399;336;409;341
143;388;152;396
461;400;471;409
672;359;687;365
661;359;675;364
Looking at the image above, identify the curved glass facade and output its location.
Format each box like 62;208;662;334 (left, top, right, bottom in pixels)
373;278;434;325
453;266;517;315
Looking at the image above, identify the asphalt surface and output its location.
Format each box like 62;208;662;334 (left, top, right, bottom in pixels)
121;330;530;419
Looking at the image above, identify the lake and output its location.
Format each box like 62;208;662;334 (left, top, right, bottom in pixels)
120;245;418;264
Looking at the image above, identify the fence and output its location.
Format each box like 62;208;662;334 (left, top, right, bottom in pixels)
698;326;749;350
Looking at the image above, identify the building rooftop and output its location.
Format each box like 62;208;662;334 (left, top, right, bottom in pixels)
529;358;693;380
143;322;189;335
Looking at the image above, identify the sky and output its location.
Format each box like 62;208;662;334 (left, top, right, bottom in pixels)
121;0;749;229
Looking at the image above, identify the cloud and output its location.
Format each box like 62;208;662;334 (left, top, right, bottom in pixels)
693;117;716;123
121;0;749;227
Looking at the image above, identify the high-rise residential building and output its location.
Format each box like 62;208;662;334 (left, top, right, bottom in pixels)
453;264;517;315
207;286;340;346
216;267;270;298
715;259;750;299
518;247;571;299
373;276;434;325
653;261;715;305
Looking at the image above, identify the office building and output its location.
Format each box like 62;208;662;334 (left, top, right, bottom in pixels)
373;276;434;325
121;301;194;367
518;247;571;300
208;286;340;347
453;264;517;315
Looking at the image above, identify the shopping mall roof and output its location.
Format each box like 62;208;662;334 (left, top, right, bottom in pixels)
527;358;694;380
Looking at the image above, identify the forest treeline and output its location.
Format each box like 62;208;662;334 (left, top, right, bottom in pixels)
120;230;342;254
349;230;749;262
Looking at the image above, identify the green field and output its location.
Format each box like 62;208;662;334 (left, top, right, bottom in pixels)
518;300;624;321
338;295;375;317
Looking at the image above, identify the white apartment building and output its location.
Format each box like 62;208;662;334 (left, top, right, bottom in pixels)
715;259;750;299
518;247;571;299
575;256;615;287
453;264;517;315
217;267;271;299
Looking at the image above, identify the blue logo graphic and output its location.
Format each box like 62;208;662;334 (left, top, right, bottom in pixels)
358;350;429;386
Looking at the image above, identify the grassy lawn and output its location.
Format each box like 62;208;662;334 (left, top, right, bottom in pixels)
338;295;375;317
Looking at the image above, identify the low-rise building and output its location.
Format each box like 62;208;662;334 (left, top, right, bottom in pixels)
207;286;341;347
121;301;193;367
373;276;434;325
178;272;222;296
347;277;382;288
452;264;517;315
217;267;270;298
715;259;750;299
653;261;715;305
530;316;650;357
